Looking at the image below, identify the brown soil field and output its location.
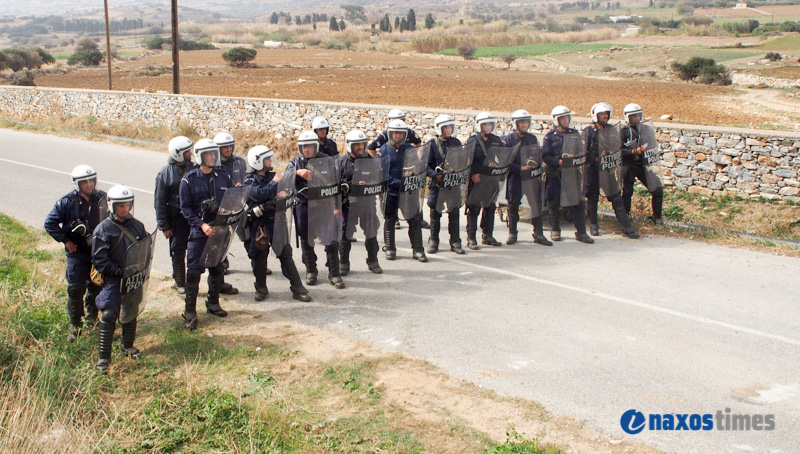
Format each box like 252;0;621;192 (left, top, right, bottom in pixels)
35;48;747;126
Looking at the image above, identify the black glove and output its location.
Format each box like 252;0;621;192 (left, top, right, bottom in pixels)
113;267;124;278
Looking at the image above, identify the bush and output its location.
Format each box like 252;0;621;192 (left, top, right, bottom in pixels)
765;52;782;61
145;36;215;51
602;65;616;72
35;47;55;65
76;38;98;52
1;48;44;71
67;49;103;66
457;41;476;60
10;70;35;86
672;57;730;85
683;16;713;26
499;53;517;68
778;21;800;32
222;47;257;67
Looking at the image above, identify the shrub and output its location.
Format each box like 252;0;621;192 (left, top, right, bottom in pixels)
457;41;476;60
67;49;103;66
672;57;731;85
10;70;35;86
764;52;782;61
222;47;257;67
499;52;517;68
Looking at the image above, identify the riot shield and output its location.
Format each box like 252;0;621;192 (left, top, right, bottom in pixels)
119;232;156;324
597;127;623;197
97;195;109;223
519;144;545;218
435;142;474;214
230;157;248;187
199;186;249;268
637;122;663;192
306;156;342;247
347;158;384;240
398;145;431;220
559;132;586;207
271;166;295;255
466;145;514;208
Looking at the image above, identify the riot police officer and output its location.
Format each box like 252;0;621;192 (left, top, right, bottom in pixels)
91;185;149;372
213;131;247;295
541;106;594;244
179;139;233;330
620;103;665;225
243;146;312;302
154;136;194;295
377;119;428;262
583;102;640;239
465;112;505;249
292;130;346;288
367;109;422;154
503;109;553;246
311;116;340;157
44;165;107;341
338;130;384;274
426;114;466;254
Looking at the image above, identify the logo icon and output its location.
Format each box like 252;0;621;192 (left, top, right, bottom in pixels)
621;409;646;435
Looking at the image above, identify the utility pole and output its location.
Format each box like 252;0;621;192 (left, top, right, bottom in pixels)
171;0;180;94
103;0;112;90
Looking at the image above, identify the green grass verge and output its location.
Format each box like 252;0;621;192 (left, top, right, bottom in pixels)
438;42;634;58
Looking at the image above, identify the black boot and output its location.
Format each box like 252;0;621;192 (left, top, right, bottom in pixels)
219;277;238;295
612;196;640;239
253;250;269;301
409;215;427;262
480;205;501;246
183;268;201;330
532;216;553;246
120;318;142;359
549;202;562;242
339;234;351;276
587;194;600;236
506;205;519;245
278;245;312;302
172;251;186;294
301;239;318;284
206;266;228;317
67;283;85;342
96;309;115;372
365;237;383;274
652;188;665;225
326;243;345;289
573;202;594;244
428;209;441;254
466;207;480;250
383;217;397;260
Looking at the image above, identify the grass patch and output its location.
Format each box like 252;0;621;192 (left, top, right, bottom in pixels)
753;34;800;52
438;42;633;58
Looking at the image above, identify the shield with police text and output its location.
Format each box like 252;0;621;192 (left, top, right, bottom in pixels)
307;156;342;247
636;121;663;192
466;145;514;208
435;141;474;214
597;126;623;197
119;232;156;324
519;144;545;218
559;132;587;207
199;186;249;268
397;145;431;220
271;166;296;255
347;158;384;240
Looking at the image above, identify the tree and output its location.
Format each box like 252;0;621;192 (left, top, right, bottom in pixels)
76;38;98;52
407;9;417;31
400;18;407;32
285;15;292;25
341;5;366;22
222;47;257;67
424;13;435;29
500;53;517;68
457;42;476;60
339;18;346;30
35;47;55;65
395;16;400;30
67;48;103;66
329;16;340;31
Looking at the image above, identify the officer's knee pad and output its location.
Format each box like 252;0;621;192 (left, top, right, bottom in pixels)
100;309;118;325
67;283;86;297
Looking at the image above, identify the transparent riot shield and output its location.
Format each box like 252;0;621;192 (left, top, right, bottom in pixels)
637;122;664;192
466;145;514;208
398;145;431;220
435;142;474;214
199;186;249;268
229;157;248;187
519;144;545;219
119;232;156;324
97;195;109;222
597;126;623;197
271;166;295;255
347;158;384;240
306;156;342;247
559;132;586;207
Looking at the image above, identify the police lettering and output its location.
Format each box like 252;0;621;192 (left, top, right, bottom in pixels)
320;185;340;197
122;269;148;295
402;173;426;192
644;148;660;165
442;169;470;188
600;151;622;171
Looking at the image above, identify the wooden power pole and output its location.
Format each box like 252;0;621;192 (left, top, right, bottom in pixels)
171;0;180;94
103;0;112;90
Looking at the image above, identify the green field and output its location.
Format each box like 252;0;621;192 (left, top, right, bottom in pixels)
438;42;635;58
752;34;800;52
51;51;139;60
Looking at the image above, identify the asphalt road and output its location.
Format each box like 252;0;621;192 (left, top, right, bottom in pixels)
1;128;798;454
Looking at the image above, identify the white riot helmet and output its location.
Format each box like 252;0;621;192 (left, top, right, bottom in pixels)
247;145;275;172
591;102;613;124
511;109;532;132
193;138;221;167
388;109;406;121
213;132;235;148
434;114;456;137
168;136;194;163
387;119;408;146
71;164;97;194
475;111;496;134
297;130;319;158
623;103;643;124
345;129;369;156
551;105;571;128
311;116;330;131
107;184;134;220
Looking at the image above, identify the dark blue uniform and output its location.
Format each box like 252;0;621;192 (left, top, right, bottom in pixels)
368;128;421;152
426;136;464;248
44;189;107;328
154;158;192;287
620;124;664;221
377;141;426;258
541;127;589;237
319;138;339;157
91;216;148;314
465;133;505;244
337;153;383;271
503;131;545;241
